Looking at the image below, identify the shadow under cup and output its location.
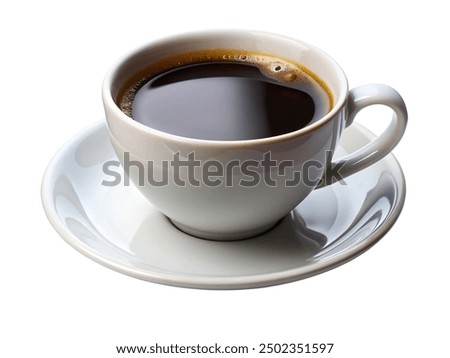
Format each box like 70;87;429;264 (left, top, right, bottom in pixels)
102;30;349;241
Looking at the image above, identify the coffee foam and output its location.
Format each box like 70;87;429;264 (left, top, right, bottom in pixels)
117;49;334;117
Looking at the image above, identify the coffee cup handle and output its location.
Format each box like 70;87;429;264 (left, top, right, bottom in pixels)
320;84;407;186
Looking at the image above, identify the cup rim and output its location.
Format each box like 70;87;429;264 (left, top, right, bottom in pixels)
102;30;349;147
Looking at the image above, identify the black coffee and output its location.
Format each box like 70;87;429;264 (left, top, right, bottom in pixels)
118;50;332;140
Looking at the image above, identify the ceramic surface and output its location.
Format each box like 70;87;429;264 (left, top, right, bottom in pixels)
42;121;405;289
103;30;407;240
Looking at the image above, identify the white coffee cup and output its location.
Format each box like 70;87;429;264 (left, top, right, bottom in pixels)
102;30;407;240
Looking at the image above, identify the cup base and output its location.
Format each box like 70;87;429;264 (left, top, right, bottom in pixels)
169;219;281;241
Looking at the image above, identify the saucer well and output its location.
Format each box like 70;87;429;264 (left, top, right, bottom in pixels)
41;121;406;289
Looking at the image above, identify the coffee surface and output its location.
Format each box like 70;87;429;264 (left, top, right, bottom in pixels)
117;50;332;140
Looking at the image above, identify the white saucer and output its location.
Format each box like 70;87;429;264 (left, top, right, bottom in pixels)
42;121;406;289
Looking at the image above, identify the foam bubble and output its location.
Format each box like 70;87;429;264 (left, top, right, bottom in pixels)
281;72;297;82
270;62;285;72
250;57;306;85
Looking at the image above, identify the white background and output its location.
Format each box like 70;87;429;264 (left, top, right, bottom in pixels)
1;1;448;357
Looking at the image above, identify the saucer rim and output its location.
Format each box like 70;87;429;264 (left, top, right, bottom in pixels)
41;121;406;290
